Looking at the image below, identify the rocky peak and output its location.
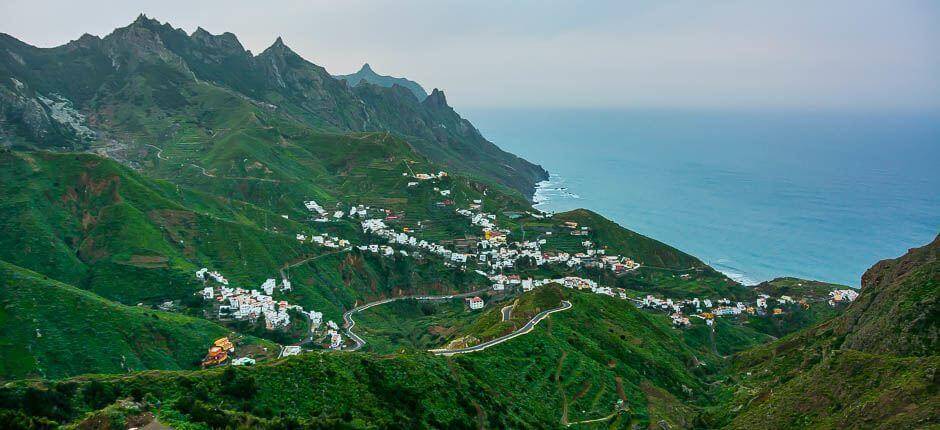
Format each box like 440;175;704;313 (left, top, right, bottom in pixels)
190;27;247;56
129;13;161;30
260;36;300;60
64;33;101;50
423;88;449;109
360;63;375;74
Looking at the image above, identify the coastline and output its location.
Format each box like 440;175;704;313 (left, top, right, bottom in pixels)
532;174;762;286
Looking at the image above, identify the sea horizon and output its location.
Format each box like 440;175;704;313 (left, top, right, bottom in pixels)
466;107;940;287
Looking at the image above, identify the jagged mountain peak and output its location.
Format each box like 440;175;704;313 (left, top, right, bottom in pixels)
0;19;548;196
189;26;246;54
127;13;167;31
133;13;155;25
423;88;448;108
335;63;429;101
260;36;300;59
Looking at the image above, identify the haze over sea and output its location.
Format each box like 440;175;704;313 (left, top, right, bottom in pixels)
466;108;940;287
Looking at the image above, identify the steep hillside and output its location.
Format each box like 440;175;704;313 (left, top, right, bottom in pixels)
0;150;495;316
0;288;725;429
717;235;940;429
548;209;749;298
334;63;428;100
0;150;319;304
0;260;264;380
0;15;547;197
834;236;938;356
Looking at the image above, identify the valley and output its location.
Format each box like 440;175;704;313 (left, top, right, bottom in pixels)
0;15;936;430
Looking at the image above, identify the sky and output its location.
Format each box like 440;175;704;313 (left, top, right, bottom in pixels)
2;0;938;110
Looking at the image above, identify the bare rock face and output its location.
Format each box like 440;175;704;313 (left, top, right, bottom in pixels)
0;80;51;142
0;77;90;149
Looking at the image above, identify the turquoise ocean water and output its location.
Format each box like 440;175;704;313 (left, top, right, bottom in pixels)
465;108;940;286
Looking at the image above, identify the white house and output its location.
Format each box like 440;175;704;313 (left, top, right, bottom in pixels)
281;346;302;357
261;278;277;295
232;357;256;366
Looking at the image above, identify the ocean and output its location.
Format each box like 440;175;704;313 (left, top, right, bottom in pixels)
465;108;940;287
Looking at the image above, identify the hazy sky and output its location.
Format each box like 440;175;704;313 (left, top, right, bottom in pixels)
2;0;938;110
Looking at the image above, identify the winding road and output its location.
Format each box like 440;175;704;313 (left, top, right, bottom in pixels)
342;287;493;351
501;303;515;321
429;300;572;356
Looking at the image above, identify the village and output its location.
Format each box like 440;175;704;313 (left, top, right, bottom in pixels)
194;169;860;367
194;265;346;366
636;286;859;328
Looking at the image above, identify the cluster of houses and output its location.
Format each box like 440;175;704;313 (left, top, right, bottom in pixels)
357;200;641;279
490;274;629;300
638;287;860;328
297;232;350;249
195;268;228;285
829;289;859;306
195;268;340;347
305;200;377;223
452;204;640;275
360;218;472;263
406;171;448;181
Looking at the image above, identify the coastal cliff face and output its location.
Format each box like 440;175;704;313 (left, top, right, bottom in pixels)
0;15;547;197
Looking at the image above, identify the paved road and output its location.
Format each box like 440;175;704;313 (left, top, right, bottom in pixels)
429;300;572;356
343;287;492;351
501;303;515;321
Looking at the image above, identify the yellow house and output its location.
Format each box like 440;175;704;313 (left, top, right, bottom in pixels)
214;337;234;352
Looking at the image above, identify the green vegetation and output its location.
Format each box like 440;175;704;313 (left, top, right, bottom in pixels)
0;259;273;380
0;15;935;429
0;288;724;428
710;235;940;429
354;299;478;354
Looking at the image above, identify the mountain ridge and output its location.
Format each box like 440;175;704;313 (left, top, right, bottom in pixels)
333;62;429;101
0;15;547;198
0;14;935;430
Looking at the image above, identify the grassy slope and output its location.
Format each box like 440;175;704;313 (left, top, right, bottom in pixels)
353;299;478;354
752;276;849;298
0;150;321;305
0;288;723;429
0;260;262;381
714;236;940;429
548;209;750;299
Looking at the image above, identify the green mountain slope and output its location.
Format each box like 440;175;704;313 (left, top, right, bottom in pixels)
0;259;258;380
0;287;727;428
1;15;933;430
0;150;319;305
717;235;940;429
0;15;547;197
334;63;428;100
